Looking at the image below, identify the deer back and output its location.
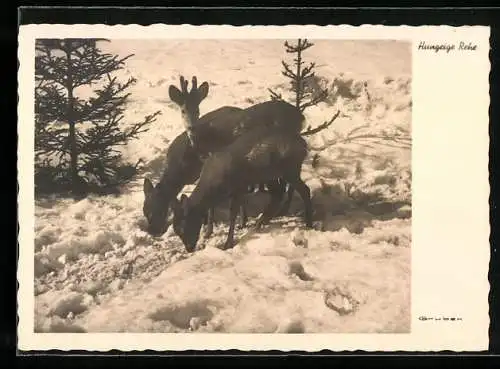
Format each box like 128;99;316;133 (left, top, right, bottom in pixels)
189;100;305;157
189;127;308;210
240;100;305;133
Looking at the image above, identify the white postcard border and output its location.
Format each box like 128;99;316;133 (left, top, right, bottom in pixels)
17;24;491;352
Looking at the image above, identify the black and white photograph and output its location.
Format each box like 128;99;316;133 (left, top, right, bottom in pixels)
17;24;490;351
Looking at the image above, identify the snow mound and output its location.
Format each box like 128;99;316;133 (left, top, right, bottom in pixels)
33;222;410;334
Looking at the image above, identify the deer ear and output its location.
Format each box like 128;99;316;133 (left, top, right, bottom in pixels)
197;81;209;101
143;177;154;196
168;85;184;105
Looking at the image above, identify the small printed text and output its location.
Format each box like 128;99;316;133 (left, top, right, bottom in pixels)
418;315;463;322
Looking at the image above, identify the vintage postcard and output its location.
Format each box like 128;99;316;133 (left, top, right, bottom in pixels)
17;24;490;352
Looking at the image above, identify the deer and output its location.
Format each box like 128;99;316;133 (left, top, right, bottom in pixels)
172;125;313;252
143;105;245;237
168;76;294;205
143;76;301;238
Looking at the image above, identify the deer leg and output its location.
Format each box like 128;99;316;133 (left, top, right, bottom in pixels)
236;192;248;229
288;178;313;228
239;203;248;229
204;207;215;238
254;180;285;230
223;195;242;250
277;182;294;216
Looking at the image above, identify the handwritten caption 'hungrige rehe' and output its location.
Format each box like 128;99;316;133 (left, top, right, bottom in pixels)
417;41;478;53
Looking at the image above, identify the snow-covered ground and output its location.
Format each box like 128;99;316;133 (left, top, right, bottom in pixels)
34;39;412;333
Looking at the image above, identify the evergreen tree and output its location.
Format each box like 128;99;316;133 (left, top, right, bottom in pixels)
269;39;340;136
35;38;161;196
269;39;328;112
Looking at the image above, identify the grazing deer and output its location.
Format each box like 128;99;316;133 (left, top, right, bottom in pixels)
172;126;313;252
143;76;303;237
167;76;248;235
167;76;295;220
143;105;244;237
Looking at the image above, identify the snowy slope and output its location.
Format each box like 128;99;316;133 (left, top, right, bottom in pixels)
34;39;412;333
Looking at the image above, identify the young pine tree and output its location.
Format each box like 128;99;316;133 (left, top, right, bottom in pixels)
35;38;161;196
269;39;329;111
268;38;339;136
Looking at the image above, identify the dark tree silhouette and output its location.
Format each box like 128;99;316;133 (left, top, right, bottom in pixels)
268;39;340;136
35;38;161;196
